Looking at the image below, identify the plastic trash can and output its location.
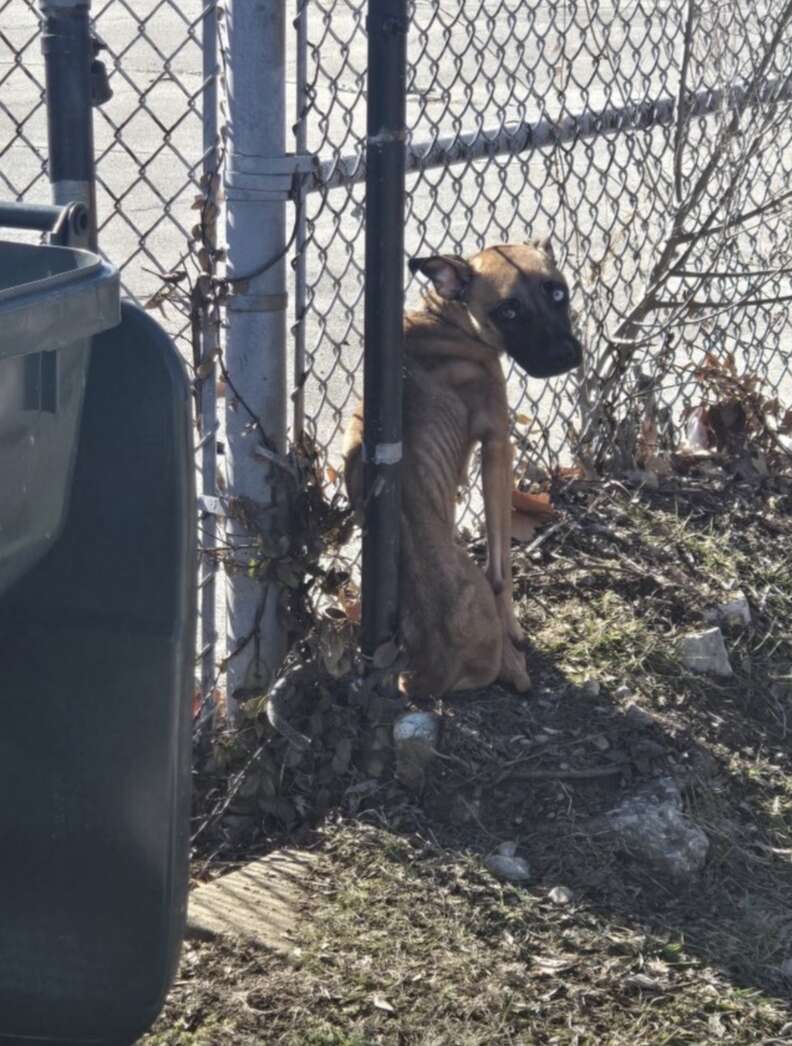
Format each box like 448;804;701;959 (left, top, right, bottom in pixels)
0;253;195;1041
0;237;119;596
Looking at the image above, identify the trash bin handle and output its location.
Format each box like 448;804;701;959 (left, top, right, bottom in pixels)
0;201;89;243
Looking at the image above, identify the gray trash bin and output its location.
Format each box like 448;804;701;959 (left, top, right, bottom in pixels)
0;236;119;596
0;208;194;1045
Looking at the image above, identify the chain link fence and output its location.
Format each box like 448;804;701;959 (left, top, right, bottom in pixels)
297;0;792;509
3;0;792;703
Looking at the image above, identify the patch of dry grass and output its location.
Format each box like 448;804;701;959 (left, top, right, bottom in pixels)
147;822;792;1045
151;479;792;1043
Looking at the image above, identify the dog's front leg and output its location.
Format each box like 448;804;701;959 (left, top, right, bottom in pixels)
481;435;531;691
481;434;524;645
481;436;509;595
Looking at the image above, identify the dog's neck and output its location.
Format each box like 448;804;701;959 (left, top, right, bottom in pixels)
405;291;501;369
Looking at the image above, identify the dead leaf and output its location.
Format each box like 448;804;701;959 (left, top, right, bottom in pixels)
511;489;555;521
337;586;361;624
372;994;396;1014
531;955;577;976
511;509;537;544
624;973;664;991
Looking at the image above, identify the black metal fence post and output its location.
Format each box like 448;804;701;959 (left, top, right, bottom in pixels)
361;0;407;659
39;0;97;250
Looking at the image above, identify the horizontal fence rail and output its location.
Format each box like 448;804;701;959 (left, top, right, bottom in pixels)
309;72;792;191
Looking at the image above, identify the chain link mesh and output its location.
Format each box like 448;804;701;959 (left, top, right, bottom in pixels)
0;0;206;337
296;0;792;519
3;0;791;698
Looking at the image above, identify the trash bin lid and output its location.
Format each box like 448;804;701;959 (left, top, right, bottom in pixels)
0;240;120;360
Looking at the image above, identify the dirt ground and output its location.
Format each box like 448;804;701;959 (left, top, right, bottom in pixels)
145;474;792;1045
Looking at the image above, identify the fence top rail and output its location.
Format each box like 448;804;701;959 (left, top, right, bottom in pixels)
305;73;792;194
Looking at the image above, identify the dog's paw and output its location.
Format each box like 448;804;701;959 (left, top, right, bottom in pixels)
499;642;532;693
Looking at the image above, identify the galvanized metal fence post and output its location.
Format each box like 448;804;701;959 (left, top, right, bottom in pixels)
38;0;96;250
361;0;408;658
224;0;288;719
195;2;220;726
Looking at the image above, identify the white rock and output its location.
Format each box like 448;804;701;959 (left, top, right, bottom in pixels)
597;777;709;881
496;841;518;858
393;712;439;791
704;591;751;628
485;854;532;882
678;627;733;677
548;885;575;905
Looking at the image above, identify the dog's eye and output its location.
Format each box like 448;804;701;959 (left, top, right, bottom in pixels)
494;298;521;323
544;281;566;305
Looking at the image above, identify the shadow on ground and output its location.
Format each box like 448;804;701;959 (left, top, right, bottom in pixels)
150;478;792;1044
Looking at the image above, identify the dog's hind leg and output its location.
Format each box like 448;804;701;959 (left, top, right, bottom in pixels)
342;406;364;508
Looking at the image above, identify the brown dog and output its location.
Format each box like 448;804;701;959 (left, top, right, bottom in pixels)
343;241;581;699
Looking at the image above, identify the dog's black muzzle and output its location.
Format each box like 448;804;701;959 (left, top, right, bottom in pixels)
507;335;583;379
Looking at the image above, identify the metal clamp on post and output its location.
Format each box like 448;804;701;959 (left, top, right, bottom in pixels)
224;152;315;202
90;32;113;107
224;153;314;313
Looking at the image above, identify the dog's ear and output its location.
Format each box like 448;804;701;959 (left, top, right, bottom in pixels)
534;236;556;264
408;255;473;301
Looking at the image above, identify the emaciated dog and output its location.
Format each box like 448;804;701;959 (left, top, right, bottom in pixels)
343;242;582;699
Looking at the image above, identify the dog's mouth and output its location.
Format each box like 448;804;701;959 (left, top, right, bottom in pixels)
507;336;583;379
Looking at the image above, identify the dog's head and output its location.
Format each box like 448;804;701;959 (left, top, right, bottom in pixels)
408;241;582;378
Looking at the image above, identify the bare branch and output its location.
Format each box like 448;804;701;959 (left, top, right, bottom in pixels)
674;0;698;205
671;266;792;279
652;293;792;311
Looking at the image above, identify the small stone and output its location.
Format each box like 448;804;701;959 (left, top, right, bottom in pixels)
548;885;575;905
624;702;655;728
485;854;532;882
594;776;709;881
615;685;632;700
496;840;518;857
704;591;751;628
591;733;610;752
678;627;733;677
581;679;601;698
393;712;439;792
779;958;792;979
